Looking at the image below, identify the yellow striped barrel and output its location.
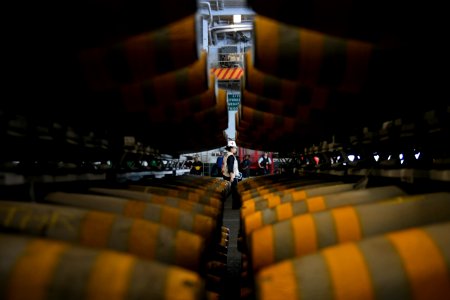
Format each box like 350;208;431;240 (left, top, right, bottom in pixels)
241;183;355;218
255;221;450;300
90;187;223;210
146;80;219;123
80;14;199;91
0;234;205;300
243;185;407;236
249;192;450;272
128;184;224;205
243;51;354;105
237;173;290;192
241;181;343;202
243;181;354;201
47;192;220;219
43;192;217;240
0;201;205;271
247;0;408;44
121;50;209;113
252;15;381;93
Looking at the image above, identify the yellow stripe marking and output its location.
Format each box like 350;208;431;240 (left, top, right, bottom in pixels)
150;195;166;205
193;215;214;238
292;214;318;256
165;268;201;300
129;219;157;259
252;226;275;271
332;207;362;243
323;243;374;300
87;252;135;300
255;16;279;73
267;196;281;209
7;239;68;300
242;201;256;218
276;203;294;222
258;261;298;300
306;196;327;212
81;211;115;247
299;29;323;83
244;212;263;236
175;230;203;269
291;190;307;201
388;229;450;300
161;207;180;229
123;200;147;218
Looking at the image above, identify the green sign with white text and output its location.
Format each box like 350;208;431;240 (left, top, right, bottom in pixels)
227;93;240;111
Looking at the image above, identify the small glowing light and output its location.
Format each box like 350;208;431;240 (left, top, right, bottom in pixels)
313;156;320;164
107;160;111;165
374;155;380;162
415;152;421;159
348;155;355;162
399;153;404;160
233;15;241;23
142;161;148;167
387;155;392;160
400;159;404;164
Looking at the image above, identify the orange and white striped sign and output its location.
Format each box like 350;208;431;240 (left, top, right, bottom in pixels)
211;68;244;80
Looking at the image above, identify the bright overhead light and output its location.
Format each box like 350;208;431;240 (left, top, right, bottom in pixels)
233;15;241;23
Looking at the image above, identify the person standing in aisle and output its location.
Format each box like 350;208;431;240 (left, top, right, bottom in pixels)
258;152;272;175
240;154;251;179
190;155;203;175
222;140;241;209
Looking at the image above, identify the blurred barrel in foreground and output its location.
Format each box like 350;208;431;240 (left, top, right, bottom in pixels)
0;234;205;300
0;201;205;272
243;185;406;236
255;221;450;300
44;192;217;241
249;192;450;272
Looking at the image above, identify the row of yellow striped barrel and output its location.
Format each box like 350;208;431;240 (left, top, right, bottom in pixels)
0;200;205;272
243;51;354;105
240;89;318;119
241;183;356;218
128;182;224;203
162;88;227;126
242;185;407;237
248;192;450;273
240;180;343;202
251;15;388;93
90;187;223;210
146;78;219;123
164;177;231;197
246;0;411;45
238;173;307;192
48;191;220;219
79;14;199;91
42;192;217;241
255;221;450;300
70;0;198;49
0;233;206;300
121;50;209;113
240;177;329;197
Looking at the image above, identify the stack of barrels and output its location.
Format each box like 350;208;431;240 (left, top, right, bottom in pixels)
236;173;450;299
0;175;230;300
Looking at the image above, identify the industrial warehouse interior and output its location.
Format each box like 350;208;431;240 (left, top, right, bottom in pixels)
1;0;449;300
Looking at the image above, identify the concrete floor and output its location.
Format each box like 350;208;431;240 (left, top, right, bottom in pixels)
221;194;243;300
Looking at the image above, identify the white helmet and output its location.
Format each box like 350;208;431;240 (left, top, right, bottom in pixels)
227;140;237;148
